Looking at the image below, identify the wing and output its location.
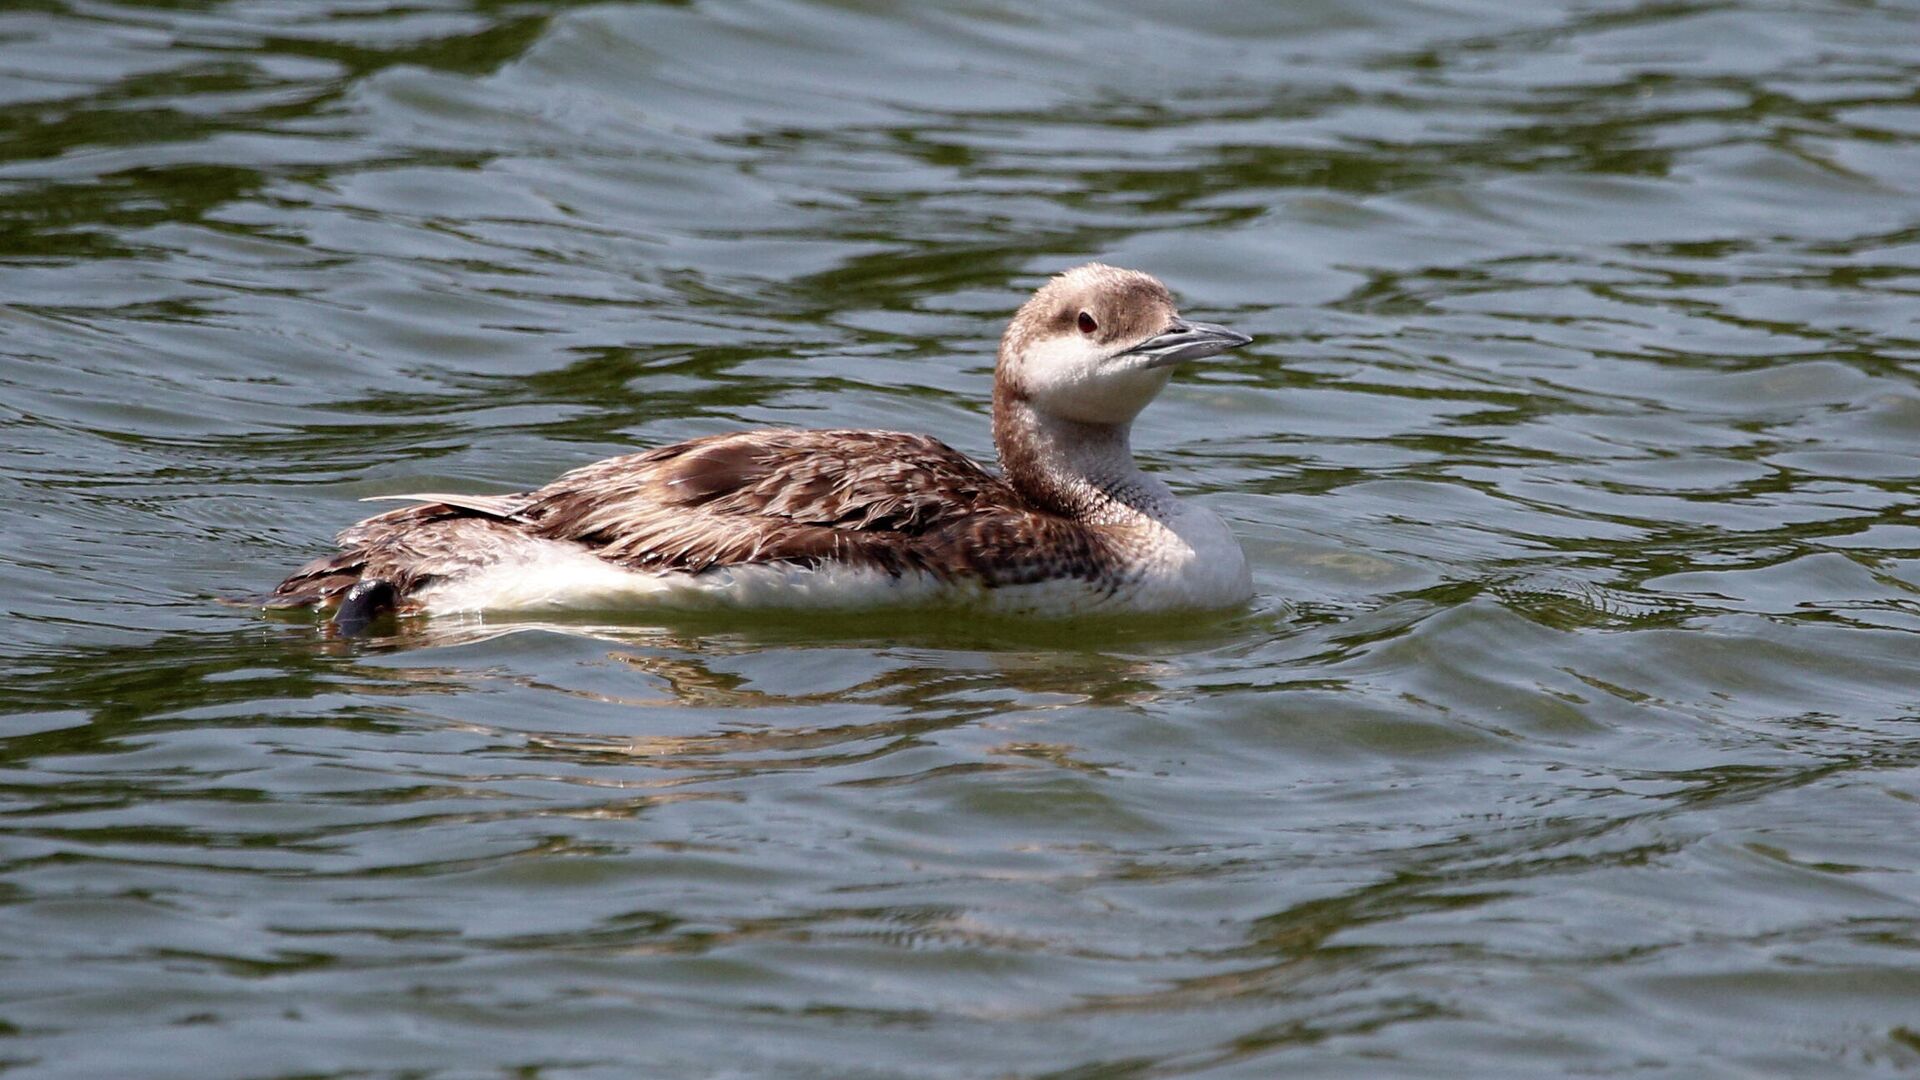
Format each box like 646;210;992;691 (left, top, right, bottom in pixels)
516;429;1045;575
529;430;1012;531
273;428;1120;606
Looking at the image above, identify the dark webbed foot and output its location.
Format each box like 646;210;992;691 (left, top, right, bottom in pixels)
331;579;399;637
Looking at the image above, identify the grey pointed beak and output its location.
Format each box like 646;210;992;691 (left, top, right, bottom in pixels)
1119;317;1253;368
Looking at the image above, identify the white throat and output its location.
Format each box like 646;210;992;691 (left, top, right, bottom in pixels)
996;399;1176;525
994;396;1252;611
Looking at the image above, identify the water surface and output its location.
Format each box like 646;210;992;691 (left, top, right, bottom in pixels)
3;1;1920;1076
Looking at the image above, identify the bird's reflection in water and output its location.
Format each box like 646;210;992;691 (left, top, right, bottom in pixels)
361;615;1188;781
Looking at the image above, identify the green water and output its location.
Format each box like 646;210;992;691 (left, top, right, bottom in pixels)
2;1;1919;1076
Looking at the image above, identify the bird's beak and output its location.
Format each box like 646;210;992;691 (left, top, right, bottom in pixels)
1119;317;1253;368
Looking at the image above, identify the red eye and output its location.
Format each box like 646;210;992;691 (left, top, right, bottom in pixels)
1077;311;1097;334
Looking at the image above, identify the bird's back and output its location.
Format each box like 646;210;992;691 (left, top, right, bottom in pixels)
271;428;1125;614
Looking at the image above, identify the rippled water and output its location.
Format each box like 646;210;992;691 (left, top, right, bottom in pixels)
3;0;1919;1075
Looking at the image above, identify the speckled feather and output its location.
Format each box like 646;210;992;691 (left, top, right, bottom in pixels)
270;429;1122;608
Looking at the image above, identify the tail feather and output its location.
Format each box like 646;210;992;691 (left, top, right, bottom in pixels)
267;550;366;610
269;497;561;615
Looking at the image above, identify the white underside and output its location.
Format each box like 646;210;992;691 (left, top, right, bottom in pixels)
410;504;1252;617
415;549;967;614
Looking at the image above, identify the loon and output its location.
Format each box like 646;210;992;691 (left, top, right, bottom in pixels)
270;264;1254;627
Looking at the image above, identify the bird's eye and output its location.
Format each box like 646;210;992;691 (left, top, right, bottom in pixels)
1077;311;1098;334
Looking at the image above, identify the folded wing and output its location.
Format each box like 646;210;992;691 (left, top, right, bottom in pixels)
272;429;1116;608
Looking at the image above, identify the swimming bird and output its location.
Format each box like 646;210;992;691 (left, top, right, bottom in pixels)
270;264;1254;626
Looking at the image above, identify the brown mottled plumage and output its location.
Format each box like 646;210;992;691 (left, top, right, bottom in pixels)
271;264;1253;617
271;429;1118;608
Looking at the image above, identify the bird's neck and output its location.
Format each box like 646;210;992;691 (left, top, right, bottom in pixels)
992;395;1173;523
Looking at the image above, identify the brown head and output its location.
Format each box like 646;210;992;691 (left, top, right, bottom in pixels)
991;264;1252;512
990;261;1259;511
